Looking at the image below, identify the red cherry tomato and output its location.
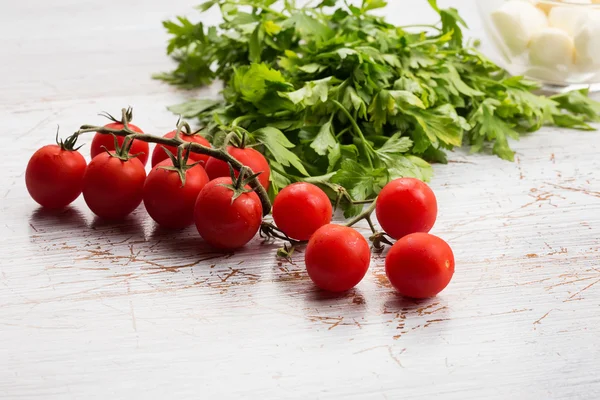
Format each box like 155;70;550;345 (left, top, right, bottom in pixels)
90;122;149;166
385;233;454;299
204;146;270;190
25;145;86;209
143;159;209;229
82;153;146;220
194;177;263;250
272;182;332;241
305;224;371;292
151;130;211;167
375;177;437;240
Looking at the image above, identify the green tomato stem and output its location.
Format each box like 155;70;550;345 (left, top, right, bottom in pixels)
351;199;376;205
344;199;377;231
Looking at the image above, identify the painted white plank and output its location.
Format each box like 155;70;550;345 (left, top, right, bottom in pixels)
1;0;599;399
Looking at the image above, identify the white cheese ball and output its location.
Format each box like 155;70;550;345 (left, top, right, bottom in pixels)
529;0;553;15
574;17;600;67
529;27;575;68
491;1;548;55
548;4;590;36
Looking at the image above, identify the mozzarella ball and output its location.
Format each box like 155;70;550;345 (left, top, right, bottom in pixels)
529;27;575;68
491;1;548;55
575;19;600;67
531;0;553;15
548;4;590;36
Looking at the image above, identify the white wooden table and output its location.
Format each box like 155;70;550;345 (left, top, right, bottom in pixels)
1;1;599;399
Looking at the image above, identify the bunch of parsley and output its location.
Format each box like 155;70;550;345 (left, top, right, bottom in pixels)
156;0;600;216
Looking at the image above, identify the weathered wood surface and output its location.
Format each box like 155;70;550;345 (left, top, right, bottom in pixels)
1;1;599;399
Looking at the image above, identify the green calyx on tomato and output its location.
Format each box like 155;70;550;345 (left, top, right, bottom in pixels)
218;164;262;204
151;120;212;167
102;134;145;162
55;127;82;152
232;130;247;149
92;107;149;166
157;143;202;187
98;107;134;126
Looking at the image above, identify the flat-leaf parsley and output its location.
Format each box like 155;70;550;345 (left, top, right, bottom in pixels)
156;0;600;216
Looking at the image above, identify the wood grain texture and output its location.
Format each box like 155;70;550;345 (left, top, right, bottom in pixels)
1;1;599;399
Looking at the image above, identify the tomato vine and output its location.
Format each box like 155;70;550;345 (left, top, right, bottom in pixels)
71;107;273;216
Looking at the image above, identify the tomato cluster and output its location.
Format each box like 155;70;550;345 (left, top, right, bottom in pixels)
296;178;454;298
26;114;454;300
26;118;271;250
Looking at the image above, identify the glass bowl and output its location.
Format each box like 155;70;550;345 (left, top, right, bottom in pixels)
477;0;600;92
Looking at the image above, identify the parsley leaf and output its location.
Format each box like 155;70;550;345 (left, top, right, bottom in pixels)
331;158;387;216
311;119;337;156
253;127;309;176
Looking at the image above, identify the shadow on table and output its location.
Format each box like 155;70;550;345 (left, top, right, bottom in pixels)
304;287;368;310
29;206;88;234
384;295;432;309
149;223;233;256
89;213;146;240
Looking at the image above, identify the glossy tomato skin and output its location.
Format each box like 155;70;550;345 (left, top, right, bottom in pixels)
82;153;146;220
194;177;263;250
385;233;454;299
375;177;437;240
204;146;270;190
272;182;332;241
90;122;149;166
143;159;209;229
305;224;371;292
151;130;211;167
25;145;86;209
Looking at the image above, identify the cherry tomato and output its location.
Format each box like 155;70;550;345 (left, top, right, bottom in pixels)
305;224;371;292
90;122;149;166
82;153;146;220
151;130;211;167
204;146;270;190
143;159;209;229
272;182;332;241
25;145;86;209
375;177;437;240
385;233;454;299
194;177;263;250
